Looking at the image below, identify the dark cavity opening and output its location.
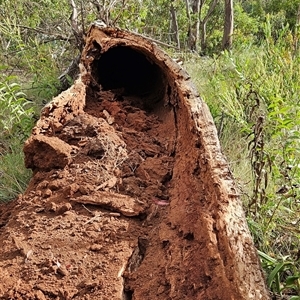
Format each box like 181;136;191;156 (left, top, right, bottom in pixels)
122;289;133;300
183;232;194;241
92;46;167;107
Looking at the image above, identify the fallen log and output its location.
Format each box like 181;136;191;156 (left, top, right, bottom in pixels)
0;26;270;299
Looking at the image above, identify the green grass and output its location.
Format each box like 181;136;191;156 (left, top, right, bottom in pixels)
0;138;32;202
0;73;35;202
185;29;300;297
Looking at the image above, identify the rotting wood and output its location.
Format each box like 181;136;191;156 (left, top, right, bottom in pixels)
80;25;270;300
0;25;271;300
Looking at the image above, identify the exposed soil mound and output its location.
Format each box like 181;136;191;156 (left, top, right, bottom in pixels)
0;27;270;300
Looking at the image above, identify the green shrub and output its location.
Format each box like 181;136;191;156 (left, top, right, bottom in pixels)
186;20;300;297
0;72;34;202
0;72;34;138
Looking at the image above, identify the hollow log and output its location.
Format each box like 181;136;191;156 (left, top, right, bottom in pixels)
0;26;270;299
79;26;270;299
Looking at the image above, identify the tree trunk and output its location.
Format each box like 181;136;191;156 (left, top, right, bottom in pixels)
186;0;201;51
169;1;180;49
191;0;201;50
222;0;234;50
200;0;219;54
294;4;300;54
0;26;270;300
200;20;207;53
185;0;192;48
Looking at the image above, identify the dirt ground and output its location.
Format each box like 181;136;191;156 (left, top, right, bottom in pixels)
0;85;180;299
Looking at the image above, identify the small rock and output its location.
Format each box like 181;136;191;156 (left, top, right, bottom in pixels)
47;202;57;212
35;290;47;300
157;285;165;295
36;190;42;197
57;264;69;276
43;189;52;198
90;244;103;252
35;206;45;213
59;203;72;214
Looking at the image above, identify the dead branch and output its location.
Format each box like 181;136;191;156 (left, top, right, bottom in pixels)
70;0;84;50
18;25;72;41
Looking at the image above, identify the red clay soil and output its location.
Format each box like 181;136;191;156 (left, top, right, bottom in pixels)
0;89;175;300
0;27;269;300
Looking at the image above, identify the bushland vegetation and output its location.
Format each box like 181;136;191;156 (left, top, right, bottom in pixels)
0;0;299;298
